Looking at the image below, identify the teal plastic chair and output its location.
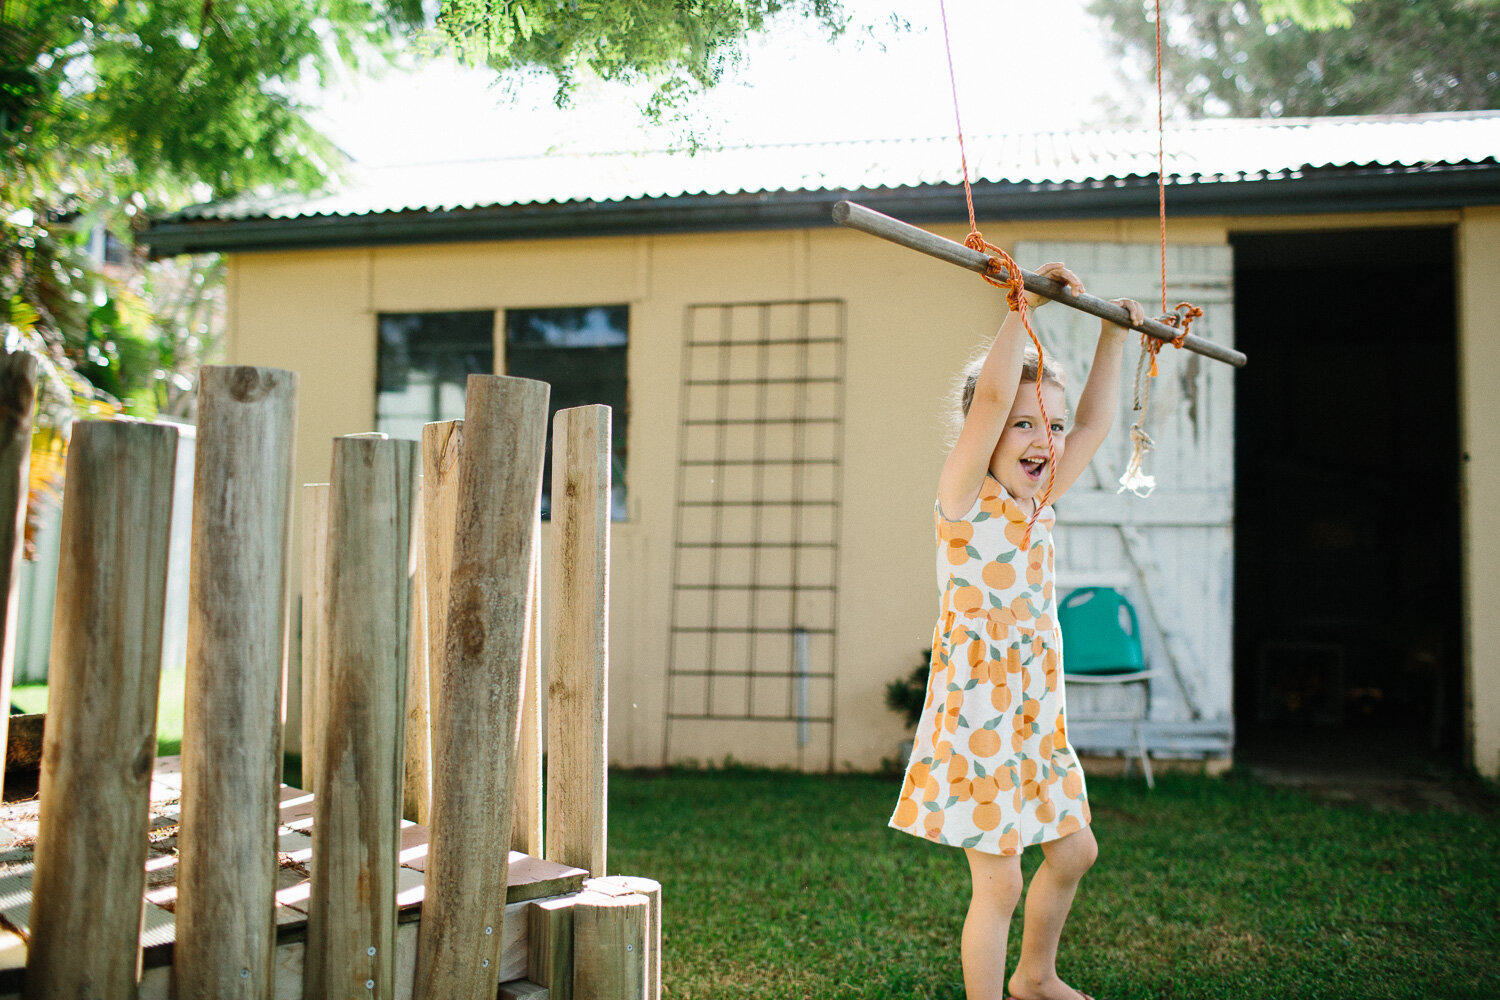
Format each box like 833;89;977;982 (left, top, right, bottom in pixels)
1058;587;1155;786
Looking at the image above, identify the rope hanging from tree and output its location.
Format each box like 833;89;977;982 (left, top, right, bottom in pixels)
1117;0;1204;496
935;0;1204;503
938;0;1055;545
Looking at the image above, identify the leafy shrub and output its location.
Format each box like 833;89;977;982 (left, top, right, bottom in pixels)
884;650;930;729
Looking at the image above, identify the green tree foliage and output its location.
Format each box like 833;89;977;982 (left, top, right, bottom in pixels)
2;0;422;532
2;0;856;535
3;0;424;203
1255;0;1361;29
1;0;424;426
3;0;853;418
436;0;849;118
1090;0;1500;118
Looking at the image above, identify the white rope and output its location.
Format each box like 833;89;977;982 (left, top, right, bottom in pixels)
1118;338;1158;497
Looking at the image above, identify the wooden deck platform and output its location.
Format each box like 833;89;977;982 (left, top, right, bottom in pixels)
0;757;587;998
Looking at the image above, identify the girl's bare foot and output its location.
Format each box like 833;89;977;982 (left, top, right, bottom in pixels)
1006;971;1095;1000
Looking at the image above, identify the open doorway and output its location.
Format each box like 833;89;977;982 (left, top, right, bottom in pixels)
1231;227;1464;775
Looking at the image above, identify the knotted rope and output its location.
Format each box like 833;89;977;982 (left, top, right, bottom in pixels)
1119;303;1201;496
1118;0;1203;497
939;0;1054;546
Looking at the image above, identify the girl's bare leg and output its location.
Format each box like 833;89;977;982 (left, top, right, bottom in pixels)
1008;826;1099;1000
962;848;1024;1000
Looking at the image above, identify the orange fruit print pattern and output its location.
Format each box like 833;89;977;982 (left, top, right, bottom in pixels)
889;475;1091;855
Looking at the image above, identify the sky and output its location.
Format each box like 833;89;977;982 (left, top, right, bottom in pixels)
309;0;1136;169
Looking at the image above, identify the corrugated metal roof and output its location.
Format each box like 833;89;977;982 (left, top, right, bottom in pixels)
171;111;1500;224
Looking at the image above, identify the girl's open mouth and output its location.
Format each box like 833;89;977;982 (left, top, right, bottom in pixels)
1021;457;1046;480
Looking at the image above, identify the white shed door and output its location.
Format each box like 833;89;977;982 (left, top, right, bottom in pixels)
1015;241;1235;756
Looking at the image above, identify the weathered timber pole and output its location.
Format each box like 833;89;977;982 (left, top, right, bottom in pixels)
513;535;543;856
545;405;611;877
300;482;330;793
420;418;462;807
831;200;1247;368
25;419;178;1000
421;417;538;850
595;876;663;1000
175;365;297;1000
526;897;576;1000
0;350;36;804
304;435;420;1000
415;376;548;1000
404;480;431;824
572;890;648;1000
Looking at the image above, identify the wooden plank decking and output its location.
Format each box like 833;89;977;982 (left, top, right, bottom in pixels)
0;756;587;996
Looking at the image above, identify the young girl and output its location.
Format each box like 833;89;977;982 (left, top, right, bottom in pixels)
889;262;1145;1000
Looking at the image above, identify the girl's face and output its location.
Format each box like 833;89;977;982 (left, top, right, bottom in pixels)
989;381;1068;503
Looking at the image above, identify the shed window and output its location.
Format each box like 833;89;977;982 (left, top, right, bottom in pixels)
505;306;629;521
376;311;494;441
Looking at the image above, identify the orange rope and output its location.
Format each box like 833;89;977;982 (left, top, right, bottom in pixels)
938;0;1054;543
1156;0;1168;319
1119;0;1204;498
939;0;1204;511
1142;301;1202;377
938;0;979;242
1147;0;1199;373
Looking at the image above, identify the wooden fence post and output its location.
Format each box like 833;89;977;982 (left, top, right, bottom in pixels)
420;419;461;804
24;419;178;1000
594;877;662;1000
526;896;576;1000
403;479;430;824
572;890;647;1000
415;376;548;1000
419;419;538;842
304;435;419;1000
0;350;36;805
546;405;611;877
174;365;297;1000
299;483;329;793
513;537;542;856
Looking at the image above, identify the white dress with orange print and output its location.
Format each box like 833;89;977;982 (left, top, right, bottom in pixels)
889;474;1091;855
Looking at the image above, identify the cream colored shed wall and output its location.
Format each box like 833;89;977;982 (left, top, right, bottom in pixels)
225;206;1497;775
1458;207;1500;778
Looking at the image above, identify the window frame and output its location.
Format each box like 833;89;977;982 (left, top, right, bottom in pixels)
372;305;630;522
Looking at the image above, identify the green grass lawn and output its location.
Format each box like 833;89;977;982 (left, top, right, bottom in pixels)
12;677;308;786
8;681;1495;999
13;673;189;757
609;767;1500;1000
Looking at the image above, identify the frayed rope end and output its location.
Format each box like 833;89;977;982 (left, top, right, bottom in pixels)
1117;423;1157;498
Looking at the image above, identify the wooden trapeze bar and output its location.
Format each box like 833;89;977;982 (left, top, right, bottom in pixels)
832;201;1248;369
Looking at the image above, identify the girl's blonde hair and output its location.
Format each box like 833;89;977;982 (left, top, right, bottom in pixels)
948;345;1067;444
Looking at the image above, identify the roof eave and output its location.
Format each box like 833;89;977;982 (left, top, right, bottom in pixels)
143;162;1500;258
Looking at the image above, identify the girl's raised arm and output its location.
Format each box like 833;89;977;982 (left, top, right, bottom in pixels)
936;262;1083;520
1046;297;1145;499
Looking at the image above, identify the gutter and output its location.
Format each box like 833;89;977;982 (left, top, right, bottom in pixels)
143;160;1500;258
